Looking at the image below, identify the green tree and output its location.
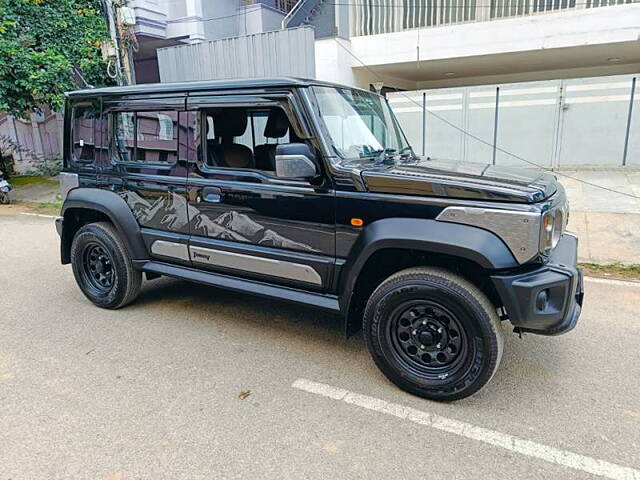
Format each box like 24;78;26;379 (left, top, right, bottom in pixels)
0;0;112;117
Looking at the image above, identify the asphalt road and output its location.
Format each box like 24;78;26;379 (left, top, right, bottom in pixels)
1;213;639;480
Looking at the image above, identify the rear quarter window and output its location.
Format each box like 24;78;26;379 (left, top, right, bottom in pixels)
71;104;96;162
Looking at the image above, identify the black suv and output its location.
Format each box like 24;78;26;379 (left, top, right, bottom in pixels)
57;77;583;401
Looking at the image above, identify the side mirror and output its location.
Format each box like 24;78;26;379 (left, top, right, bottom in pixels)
275;143;318;179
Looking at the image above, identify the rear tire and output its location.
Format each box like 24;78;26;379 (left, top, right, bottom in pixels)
71;222;142;309
364;267;503;401
0;192;9;204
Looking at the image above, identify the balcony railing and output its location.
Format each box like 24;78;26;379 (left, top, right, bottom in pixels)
240;0;298;13
275;0;299;13
351;0;637;36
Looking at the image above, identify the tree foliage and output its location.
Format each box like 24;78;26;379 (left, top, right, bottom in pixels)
0;0;112;116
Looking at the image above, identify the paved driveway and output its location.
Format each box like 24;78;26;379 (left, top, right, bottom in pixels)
1;213;639;479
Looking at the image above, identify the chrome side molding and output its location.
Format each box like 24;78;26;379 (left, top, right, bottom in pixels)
190;245;322;286
437;206;541;264
149;240;323;286
150;240;190;261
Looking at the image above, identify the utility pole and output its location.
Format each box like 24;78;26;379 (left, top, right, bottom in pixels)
115;1;136;85
102;0;124;85
101;0;136;85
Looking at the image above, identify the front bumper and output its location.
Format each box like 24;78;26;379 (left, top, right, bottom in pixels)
491;233;584;336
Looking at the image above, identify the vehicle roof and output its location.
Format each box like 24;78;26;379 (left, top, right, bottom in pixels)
66;76;368;98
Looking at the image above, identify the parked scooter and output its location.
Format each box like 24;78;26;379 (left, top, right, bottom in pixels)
0;171;12;204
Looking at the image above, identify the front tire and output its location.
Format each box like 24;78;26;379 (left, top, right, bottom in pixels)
364;267;503;401
70;222;142;309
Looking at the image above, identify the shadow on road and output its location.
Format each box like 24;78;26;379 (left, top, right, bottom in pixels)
126;274;580;408
133;276;353;344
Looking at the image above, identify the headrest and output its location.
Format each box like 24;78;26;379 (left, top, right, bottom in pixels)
213;108;248;138
264;108;289;139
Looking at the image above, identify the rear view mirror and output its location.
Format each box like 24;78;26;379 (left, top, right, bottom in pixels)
275;143;318;179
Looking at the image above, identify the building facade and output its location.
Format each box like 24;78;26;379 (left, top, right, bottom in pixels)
131;0;307;83
315;1;640;90
5;1;637;172
148;0;640;169
147;0;640;92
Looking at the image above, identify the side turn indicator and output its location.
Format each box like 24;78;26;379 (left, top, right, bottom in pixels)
350;218;364;227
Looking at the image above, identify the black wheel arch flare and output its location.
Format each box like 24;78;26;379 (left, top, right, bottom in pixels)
338;217;519;336
60;188;149;265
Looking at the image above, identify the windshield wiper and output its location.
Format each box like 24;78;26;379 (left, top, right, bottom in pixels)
397;145;420;162
369;148;398;164
398;146;414;157
357;146;415;165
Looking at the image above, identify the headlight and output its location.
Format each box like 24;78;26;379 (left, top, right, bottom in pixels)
540;201;569;255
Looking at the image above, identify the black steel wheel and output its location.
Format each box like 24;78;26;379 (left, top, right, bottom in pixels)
71;222;142;309
388;301;469;379
80;243;115;295
364;267;503;401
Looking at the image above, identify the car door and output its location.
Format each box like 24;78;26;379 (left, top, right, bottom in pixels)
184;93;336;292
98;95;192;265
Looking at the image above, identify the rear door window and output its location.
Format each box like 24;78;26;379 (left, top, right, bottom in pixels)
112;111;179;165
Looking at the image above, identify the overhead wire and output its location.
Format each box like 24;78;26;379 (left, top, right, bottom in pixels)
329;0;639;7
147;1;640;199
159;1;639;25
331;38;640;200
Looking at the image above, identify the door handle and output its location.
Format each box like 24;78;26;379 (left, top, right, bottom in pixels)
201;186;222;203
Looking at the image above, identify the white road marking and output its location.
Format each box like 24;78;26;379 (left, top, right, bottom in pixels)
292;378;640;480
585;276;640;288
20;212;57;219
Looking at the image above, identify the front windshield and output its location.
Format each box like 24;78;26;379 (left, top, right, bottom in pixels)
313;86;412;161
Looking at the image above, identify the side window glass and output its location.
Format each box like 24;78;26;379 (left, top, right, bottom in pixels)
113;112;134;162
72;104;95;162
136;111;178;164
179;111;199;163
199;106;293;172
253;111;290;146
234;121;253;152
94;107;108;168
112;111;178;164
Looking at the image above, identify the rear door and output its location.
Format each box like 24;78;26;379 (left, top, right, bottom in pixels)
98;95;192;265
183;92;336;292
